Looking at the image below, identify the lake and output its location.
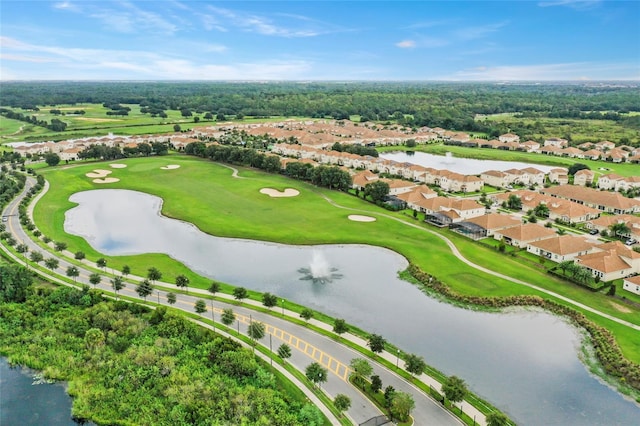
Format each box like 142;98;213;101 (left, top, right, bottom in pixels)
379;151;557;175
64;189;640;425
0;358;82;426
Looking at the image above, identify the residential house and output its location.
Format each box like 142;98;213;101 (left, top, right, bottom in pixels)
480;170;509;188
548;168;569;185
526;235;597;262
540;185;640;214
585;215;640;240
582;149;602;160
544;137;568;148
575;241;640;282
352;170;380;190
520;140;541;152
595;140;616;151
396;186;438;211
421;197;486;225
598;173;626;190
499;133;520;143
573;169;595;186
622;275;640;296
493;223;557;248
463;213;522;237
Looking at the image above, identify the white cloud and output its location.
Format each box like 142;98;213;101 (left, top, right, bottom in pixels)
445;62;640;81
396;40;416;49
205;5;337;37
0;53;61;63
454;22;508;41
538;0;601;9
0;36;310;81
53;1;80;12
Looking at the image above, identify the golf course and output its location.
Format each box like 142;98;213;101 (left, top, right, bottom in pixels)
33;155;640;371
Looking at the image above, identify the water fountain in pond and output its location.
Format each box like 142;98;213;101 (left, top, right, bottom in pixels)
298;251;343;284
444;151;454;164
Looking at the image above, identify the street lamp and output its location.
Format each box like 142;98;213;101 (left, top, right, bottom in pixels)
281;299;284;317
396;349;400;368
157;290;160;304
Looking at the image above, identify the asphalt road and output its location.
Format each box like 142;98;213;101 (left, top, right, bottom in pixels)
2;175;462;426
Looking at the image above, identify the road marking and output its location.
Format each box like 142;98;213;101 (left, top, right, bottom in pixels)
210;308;351;381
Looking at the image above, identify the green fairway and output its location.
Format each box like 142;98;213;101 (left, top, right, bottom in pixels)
0;102;320;144
34;155;640;364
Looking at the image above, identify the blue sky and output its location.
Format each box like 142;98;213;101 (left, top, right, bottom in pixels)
1;0;638;81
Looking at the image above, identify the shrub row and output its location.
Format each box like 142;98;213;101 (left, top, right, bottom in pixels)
407;263;640;391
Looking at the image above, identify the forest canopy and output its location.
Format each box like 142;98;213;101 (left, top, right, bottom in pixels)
2;81;639;133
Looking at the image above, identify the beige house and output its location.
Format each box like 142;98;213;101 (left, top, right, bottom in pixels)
480;170;509;188
573;169;595;186
544;137;568;148
575;241;640;282
585;215;640;240
597;173;626;190
595;140;616;151
499;133;520;143
526;235;596;262
548;168;569;185
421;197;486;223
396;186;439;211
623;275;640;296
540;185;640;214
493;223;557;248
464;213;522;237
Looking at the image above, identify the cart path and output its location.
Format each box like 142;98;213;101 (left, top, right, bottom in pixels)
317;191;640;332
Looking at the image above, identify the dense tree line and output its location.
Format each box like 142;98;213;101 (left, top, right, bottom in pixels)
185;142;352;191
0;107;67;132
0;285;326;425
331;142;378;157
1;81;638;134
77;142;169;161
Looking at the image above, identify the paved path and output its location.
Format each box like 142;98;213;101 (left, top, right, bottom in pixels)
3;176;464;426
316;192;640;332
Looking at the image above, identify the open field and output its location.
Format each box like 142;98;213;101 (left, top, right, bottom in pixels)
477;113;640;144
34;155;640;365
0;103;317;144
379;143;640;177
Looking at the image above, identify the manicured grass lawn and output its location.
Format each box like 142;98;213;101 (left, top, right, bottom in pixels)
34;155;640;364
379;144;640;178
0;103;320;144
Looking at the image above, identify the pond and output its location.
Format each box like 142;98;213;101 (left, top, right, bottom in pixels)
379;151;557;175
64;189;640;425
0;358;90;426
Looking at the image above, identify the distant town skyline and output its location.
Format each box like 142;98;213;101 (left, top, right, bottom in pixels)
1;0;639;81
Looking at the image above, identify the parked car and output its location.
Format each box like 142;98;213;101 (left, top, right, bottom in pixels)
625;239;637;246
589;229;598;235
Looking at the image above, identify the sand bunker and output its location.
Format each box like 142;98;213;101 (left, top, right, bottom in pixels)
161;165;181;170
260;188;300;198
109;163;127;169
348;215;376;222
85;169;113;178
93;178;120;184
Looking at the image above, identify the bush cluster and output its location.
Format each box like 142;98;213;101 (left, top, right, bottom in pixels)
407;264;640;391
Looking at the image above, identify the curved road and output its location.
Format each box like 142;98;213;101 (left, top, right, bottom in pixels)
316;192;640;332
2;175;464;426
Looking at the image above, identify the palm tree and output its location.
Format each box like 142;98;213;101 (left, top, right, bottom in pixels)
66;266;79;282
111;276;125;298
610;222;631;240
89;273;101;287
44;257;59;271
175;274;190;294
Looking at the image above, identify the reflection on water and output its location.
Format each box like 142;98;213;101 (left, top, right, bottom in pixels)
380;151;557;175
0;358;83;426
64;189;640;425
